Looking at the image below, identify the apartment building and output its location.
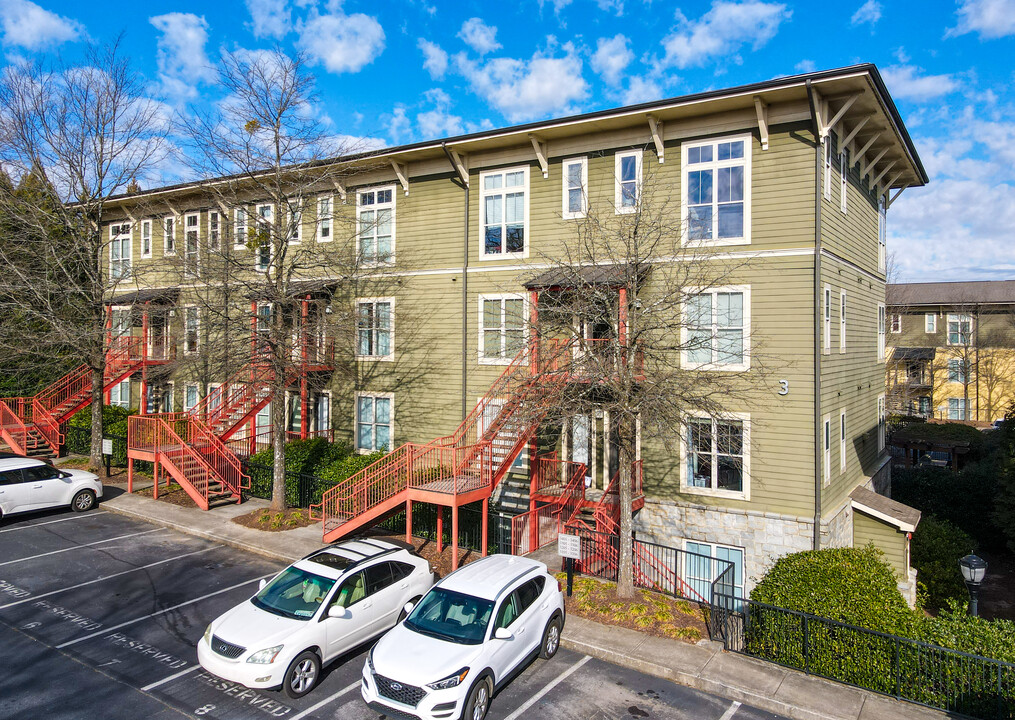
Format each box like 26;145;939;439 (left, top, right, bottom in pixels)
887;280;1015;423
93;64;926;598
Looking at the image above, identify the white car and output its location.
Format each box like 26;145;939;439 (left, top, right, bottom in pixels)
198;538;435;698
362;554;565;720
0;456;101;519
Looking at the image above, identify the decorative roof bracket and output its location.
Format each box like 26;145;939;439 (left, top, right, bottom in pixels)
861;146;889;177
332;179;347;203
647;115;665;161
753;97;769;151
529;135;549;178
390;161;409;195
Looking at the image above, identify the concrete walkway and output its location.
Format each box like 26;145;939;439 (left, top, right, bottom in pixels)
97;484;953;720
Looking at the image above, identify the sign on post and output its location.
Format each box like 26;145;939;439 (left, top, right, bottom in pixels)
557;532;581;559
101;439;113;455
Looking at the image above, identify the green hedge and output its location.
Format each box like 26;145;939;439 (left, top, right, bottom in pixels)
68;405;135;437
911;517;977;611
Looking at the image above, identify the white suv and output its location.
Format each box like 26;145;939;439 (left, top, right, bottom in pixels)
362;554;565;720
198;538;435;699
0;457;101;519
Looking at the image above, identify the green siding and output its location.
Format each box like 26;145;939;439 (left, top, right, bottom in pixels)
853;509;909;579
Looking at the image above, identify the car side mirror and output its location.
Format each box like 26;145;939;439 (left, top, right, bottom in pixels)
402;601;415;617
494;627;513;641
328;605;349;619
258;579;268;591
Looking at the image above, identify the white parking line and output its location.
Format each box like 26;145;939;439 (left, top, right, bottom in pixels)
57;573;275;648
0;512;108;532
719;701;742;720
0;546;220;610
288;680;361;720
0;528;163;567
501;655;592;720
141;664;201;692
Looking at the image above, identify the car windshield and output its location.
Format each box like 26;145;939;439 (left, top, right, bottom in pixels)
404;588;494;645
251;567;336;621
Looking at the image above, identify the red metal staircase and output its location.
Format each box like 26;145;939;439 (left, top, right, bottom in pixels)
188;359;295;443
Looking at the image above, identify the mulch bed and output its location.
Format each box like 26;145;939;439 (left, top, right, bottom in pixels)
136;482;203;508
232;507;316;531
556;573;707;643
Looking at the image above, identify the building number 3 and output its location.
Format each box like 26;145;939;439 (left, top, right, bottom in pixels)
778;380;789;395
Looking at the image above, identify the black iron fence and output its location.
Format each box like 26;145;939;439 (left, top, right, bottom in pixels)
242;459;325;508
64;426;137;470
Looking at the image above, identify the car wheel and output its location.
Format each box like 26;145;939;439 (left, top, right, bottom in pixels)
398;595;422;622
282;651;320;699
461;676;492;720
539;616;562;659
71;490;96;513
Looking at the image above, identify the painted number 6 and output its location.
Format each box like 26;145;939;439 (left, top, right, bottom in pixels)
778;380;789;395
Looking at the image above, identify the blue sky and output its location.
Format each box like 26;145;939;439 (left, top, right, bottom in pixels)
2;0;1014;283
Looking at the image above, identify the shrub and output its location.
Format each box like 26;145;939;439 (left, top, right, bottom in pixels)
69;404;135;437
916;600;1015;663
910;516;977;611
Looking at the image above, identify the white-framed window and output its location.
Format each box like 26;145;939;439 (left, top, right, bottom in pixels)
110;307;131;338
948;398;967;421
184;212;200;277
163;216;176;255
561;156;588;219
355;392;392;452
683;135;751;245
823;137;833;201
683;287;749;371
184;307;199;355
681;413;750;499
141;220;152;259
109;379;130;409
823;415;831;485
877;393;886;452
208;211;221;251
109;223;132;280
255;203;273;271
480;168;528;258
147;382;173;414
479;294;525;365
877;303;886;361
823;285;832;354
840;291;847;354
840;409;847;473
685;541;744;601
890;314;901;333
925;313;937;334
948;358;966;384
286;198;302;245
358;186;395;264
234;207;248;249
614;149;642;214
840;150;848;214
878;195;887;274
311;391;331;434
183;383;199;412
356;298;393;360
317;195;333;242
207;382;222;414
947;314;972;346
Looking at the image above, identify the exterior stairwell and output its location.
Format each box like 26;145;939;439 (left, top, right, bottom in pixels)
188;360;295;443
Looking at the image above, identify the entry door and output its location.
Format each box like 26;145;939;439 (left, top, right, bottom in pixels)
149;315;168;360
570;415;590;468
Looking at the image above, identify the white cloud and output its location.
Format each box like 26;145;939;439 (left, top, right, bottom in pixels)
298;10;385;74
388;106;411;145
418;38;448;79
795;59;817;73
850;0;881;27
0;0;84;50
591;34;633;86
596;0;624;16
150;13;217;102
538;0;574;14
622;77;663;105
949;0;1015;39
455;45;589;122
458;17;501;56
417;89;464;140
659;1;791;70
881;65;958;101
245;0;290;39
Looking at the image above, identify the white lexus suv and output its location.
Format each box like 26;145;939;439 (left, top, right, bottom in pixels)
362;554;565;720
198;538;435;698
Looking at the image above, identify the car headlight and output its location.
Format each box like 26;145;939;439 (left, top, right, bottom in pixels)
203;624;213;645
427;667;469;691
246;645;284;664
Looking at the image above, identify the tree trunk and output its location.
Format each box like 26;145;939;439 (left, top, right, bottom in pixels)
270;383;287;511
89;367;104;471
616;416;635;598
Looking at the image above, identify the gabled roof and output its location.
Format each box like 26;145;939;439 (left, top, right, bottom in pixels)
890;347;936;362
850;486;921;533
888;281;1015;308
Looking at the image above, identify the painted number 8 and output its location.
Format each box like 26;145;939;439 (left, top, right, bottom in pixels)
778;380;789;395
195;705;216;716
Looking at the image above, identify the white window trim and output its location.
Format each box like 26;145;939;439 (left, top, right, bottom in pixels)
109;223;132;280
286;198;303;245
316;194;333;242
355;296;395;362
357;185;397;265
823;284;832;355
183;306;200;356
682;539;746;599
679;411;751;501
877;303;886;361
948;358;965;384
877;393;886;453
946;313;972;346
839;408;847;473
878;195;887;274
890;314;902;334
839;150;848;215
822;414;831;485
823;138;833;201
109;378;131;409
234;207;248;249
141;219;152;259
561;156;588;220
163;215;177;256
208;210;221;251
925;313;936;334
478;293;527;366
681;134;752;247
478;167;529;260
839;290;847;354
681;285;751;372
614;149;642;215
183;382;200;412
183;212;200;277
354;391;394;454
255;203;273;271
312;389;332;433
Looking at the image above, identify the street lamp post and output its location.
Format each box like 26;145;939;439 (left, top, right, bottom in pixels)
958;554;987;617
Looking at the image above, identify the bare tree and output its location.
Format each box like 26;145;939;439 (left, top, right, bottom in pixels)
0;42;168;468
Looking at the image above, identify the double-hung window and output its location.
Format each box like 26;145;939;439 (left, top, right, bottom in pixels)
109;379;130;409
878;196;887;274
948;398;967;421
823;138;833;201
562;157;588;219
184;212;200;277
890;314;901;333
184;307;199;355
947;314;972;346
317;195;333;242
823;285;832;354
840;291;847;353
183;383;199;413
479;295;525;364
840;409;847;473
480;168;528;257
840;150;848;214
615;149;641;213
684;414;749;498
358;187;394;264
877;304;886;361
109;223;132;280
208;211;221;251
286;198;302;244
141;220;152;258
357;299;393;359
234;207;248;249
683;135;750;244
823;415;831;485
925;313;936;333
877;394;886;452
948;358;966;383
255;204;273;270
684;288;749;371
356;393;392;452
163;216;176;255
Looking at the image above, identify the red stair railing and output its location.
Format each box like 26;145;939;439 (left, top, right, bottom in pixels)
0;398;31;455
31;399;63;452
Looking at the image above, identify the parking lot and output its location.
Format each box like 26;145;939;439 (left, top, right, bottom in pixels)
0;507;788;720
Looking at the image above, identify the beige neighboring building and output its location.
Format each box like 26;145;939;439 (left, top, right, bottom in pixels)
86;64;927;600
887;280;1015;423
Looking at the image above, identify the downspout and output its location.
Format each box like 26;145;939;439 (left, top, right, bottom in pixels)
806;79;823;551
442;143;470;420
